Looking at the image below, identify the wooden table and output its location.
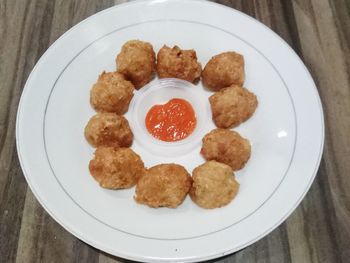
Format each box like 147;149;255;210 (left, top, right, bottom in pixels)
1;0;349;262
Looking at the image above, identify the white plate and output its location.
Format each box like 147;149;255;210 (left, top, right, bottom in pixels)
16;0;324;262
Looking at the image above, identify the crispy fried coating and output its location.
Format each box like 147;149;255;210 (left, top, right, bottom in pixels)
201;129;251;171
116;40;156;89
89;147;145;189
190;161;239;209
202;51;245;91
209;85;258;128
156;45;202;83
90;71;134;114
134;163;192;208
84;113;133;148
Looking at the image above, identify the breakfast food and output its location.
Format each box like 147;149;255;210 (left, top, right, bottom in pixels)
134;164;192;208
202;51;244;91
84;113;133;148
89;147;145;189
190;161;239;209
201;129;251;171
90;71;134;114
156;45;202;83
209;85;258;128
116;40;156;89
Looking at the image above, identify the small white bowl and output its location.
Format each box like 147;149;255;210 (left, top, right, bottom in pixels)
130;78;211;157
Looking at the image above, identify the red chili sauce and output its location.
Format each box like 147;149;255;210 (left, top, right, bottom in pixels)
145;98;196;142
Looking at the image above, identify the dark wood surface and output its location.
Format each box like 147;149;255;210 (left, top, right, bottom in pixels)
1;0;349;262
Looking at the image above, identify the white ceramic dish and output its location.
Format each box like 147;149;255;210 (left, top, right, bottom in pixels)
16;0;324;262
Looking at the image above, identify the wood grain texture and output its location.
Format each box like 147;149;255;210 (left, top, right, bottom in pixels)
0;0;349;262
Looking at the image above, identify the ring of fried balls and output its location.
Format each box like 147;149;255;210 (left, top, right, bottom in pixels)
85;40;258;210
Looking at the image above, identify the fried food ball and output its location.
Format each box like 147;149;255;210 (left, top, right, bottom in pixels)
156;45;202;83
134;164;192;208
201;129;251;171
116;40;156;89
84;113;133;148
202;51;245;91
209;85;258;128
89;147;145;189
90;71;134;114
190;161;239;209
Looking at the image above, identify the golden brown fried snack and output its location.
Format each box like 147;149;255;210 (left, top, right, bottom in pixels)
190;161;239;209
134;163;192;208
89;147;145;189
209;85;258;128
201;129;251;171
90;71;134;114
202;51;244;91
84;113;133;148
156;45;202;83
116;40;156;89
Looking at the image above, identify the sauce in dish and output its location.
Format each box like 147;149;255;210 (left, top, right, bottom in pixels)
145;98;196;142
